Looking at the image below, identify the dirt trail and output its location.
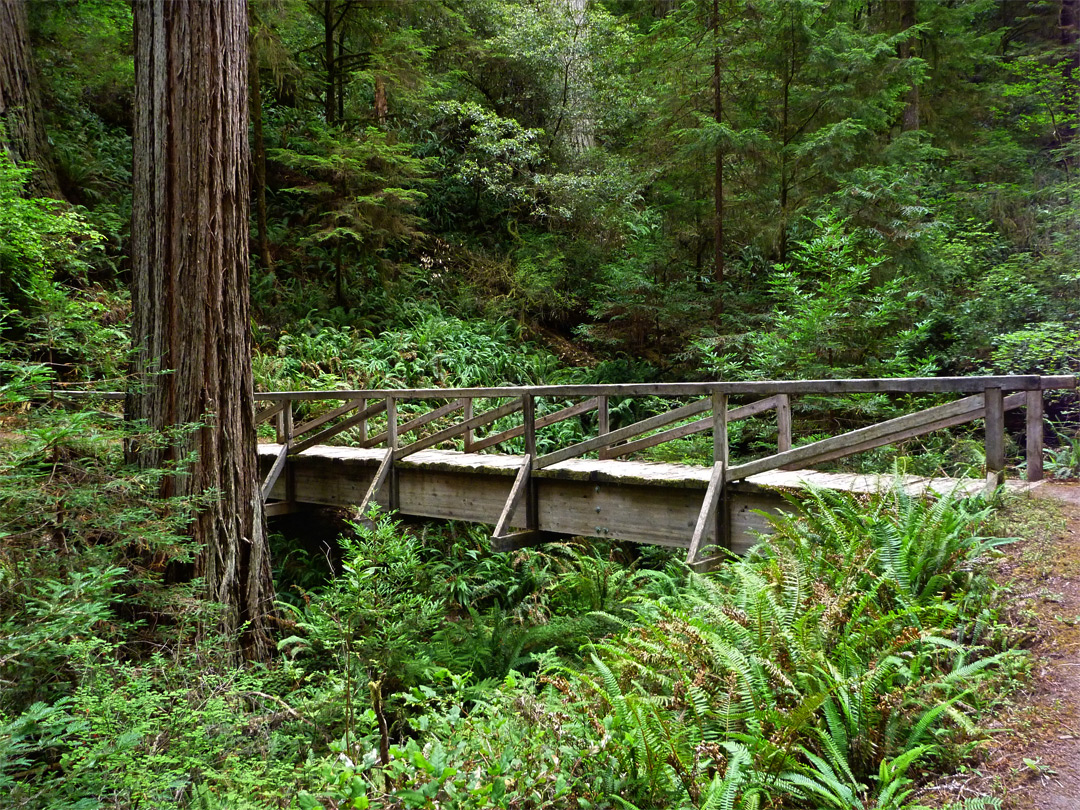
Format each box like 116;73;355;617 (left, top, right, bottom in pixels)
929;483;1080;808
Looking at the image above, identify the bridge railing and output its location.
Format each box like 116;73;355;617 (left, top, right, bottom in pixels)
60;375;1077;560
255;375;1075;513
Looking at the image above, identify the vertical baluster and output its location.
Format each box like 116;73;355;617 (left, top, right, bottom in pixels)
776;393;792;453
387;396;398;510
283;399;295;504
712;391;729;553
712;392;728;466
357;397;367;444
1026;388;1044;483
597;395;611;458
463;398;474;452
522;394;537;530
282;399;294;444
984;387;1005;490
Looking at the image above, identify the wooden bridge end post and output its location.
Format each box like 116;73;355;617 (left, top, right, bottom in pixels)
282;400;296;504
357;398;367;444
776;393;792;453
387;396;398;511
712;392;729;555
984;387;1005;492
1026;388;1044;482
596;395;612;459
462;398;474;452
523;394;538;530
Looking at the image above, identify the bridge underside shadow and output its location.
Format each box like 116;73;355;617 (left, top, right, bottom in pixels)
259;444;1011;561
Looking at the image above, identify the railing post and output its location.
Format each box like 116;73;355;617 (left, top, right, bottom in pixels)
357;397;367;444
463;398;474;452
1026;388;1044;482
283;399;295;504
387;396;398;510
523;394;538;530
597;395;611;459
984;387;1005;491
712;391;729;553
776;393;792;453
281;399;294;446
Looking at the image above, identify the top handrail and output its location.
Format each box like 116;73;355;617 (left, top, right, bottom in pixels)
250;375;1075;400
57;374;1077;401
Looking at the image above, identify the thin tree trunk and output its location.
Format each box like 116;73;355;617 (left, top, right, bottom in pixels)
373;74;387;126
128;0;274;660
251;56;272;272
0;0;63;198
324;0;336;124
713;0;724;311
899;0;919;132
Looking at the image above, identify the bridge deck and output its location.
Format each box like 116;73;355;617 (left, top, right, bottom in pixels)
259;444;1028;557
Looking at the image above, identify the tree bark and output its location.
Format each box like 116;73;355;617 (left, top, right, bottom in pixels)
899;0;919;132
0;0;63;198
128;0;274;660
713;0;724;310
323;0;336;124
250;53;272;272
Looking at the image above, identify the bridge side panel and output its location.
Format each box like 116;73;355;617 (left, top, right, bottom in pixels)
260;448;793;556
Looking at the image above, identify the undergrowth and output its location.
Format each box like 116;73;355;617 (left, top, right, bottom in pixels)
0;382;1031;809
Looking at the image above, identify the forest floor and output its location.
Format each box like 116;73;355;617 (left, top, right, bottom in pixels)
927;482;1080;808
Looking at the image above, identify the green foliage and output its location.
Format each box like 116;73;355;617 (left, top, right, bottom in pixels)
254;312;567;395
554;483;1020;807
698;216;934;382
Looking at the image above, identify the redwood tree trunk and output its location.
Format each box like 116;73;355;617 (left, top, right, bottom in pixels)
128;0;274;660
0;0;62;198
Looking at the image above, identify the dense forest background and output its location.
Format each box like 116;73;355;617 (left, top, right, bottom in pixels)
1;0;1079;808
4;0;1077;395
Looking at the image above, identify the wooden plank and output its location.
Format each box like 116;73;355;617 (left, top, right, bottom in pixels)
293;398;366;438
726;394;996;481
491;530;562;552
393;398;524;461
256;400;286;425
265;501;301;517
534;479;702;547
260;443;289;502
469;397;599;453
1026;389;1044;483
492;456;532;538
602;396;779;460
776;394;792;453
69;376;1078;409
985;387;1005;485
289;399;387;455
686;461;725;565
537;398;712;468
363;398;465;447
254;374;1071;401
788;392;1024;468
358;448;395;515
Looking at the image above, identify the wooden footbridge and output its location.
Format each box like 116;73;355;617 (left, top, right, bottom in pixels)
253;375;1075;568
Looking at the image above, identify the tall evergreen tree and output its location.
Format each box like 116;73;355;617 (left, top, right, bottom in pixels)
0;0;62;198
126;0;274;659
